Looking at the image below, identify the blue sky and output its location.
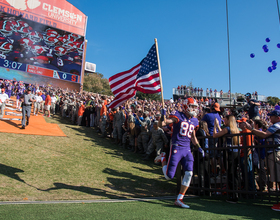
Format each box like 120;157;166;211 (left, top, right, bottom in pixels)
68;0;280;99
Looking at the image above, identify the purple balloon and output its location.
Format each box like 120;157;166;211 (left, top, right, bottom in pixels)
272;60;277;66
268;67;273;72
264;48;269;53
266;38;270;42
277;43;280;48
272;65;277;70
262;45;268;49
250;53;255;58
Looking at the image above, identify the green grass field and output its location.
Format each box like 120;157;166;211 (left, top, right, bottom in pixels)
0;197;279;220
0;116;279;219
0;115;176;201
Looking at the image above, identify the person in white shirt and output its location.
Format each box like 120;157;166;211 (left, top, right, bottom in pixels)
0;88;9;118
50;93;57;115
170;98;174;104
33;91;43;116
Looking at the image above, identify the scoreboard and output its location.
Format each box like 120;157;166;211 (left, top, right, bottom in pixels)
0;59;79;83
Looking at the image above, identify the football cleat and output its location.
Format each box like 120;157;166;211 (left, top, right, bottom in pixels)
160;152;166;163
272;203;280;211
154;155;161;163
174;199;190;208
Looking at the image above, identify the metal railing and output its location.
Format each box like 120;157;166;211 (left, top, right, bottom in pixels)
172;88;267;102
176;133;279;203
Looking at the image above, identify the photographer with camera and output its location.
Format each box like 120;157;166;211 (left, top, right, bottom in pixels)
245;93;260;120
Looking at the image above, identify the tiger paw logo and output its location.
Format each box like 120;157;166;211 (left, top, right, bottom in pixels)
6;0;41;10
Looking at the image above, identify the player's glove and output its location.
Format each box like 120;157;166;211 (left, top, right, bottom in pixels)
198;147;205;158
196;143;205;157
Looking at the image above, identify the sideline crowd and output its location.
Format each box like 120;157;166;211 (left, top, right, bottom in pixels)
0;78;279;210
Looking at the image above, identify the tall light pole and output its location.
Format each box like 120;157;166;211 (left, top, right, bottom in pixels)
226;0;232;105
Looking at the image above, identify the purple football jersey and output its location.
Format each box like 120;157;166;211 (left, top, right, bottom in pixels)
169;111;199;147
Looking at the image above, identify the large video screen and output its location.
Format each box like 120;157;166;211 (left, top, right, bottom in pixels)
0;11;85;83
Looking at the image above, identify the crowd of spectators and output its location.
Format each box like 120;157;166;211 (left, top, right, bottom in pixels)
0;78;279;210
176;85;259;100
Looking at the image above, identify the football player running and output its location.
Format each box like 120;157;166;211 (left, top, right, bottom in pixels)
159;97;204;208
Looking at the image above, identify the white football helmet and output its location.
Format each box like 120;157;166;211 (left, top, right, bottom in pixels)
182;98;198;117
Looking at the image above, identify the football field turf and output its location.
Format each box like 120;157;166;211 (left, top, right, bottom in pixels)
0;197;279;220
0;116;278;219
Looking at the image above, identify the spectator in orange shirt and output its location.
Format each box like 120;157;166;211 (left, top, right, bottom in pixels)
44;93;51;117
101;95;107;105
237;118;256;192
77;101;85;126
108;108;116;138
100;100;107;137
205;97;209;106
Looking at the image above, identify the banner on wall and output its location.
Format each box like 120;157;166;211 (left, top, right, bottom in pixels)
1;0;87;35
0;0;87;89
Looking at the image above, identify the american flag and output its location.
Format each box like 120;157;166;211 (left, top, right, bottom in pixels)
108;44;161;108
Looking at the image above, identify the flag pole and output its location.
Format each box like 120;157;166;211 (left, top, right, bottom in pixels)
154;38;165;109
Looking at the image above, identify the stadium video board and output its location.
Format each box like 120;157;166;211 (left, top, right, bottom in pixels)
0;0;87;90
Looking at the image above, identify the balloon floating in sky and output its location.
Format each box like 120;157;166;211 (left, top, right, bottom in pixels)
262;45;269;53
250;38;278;73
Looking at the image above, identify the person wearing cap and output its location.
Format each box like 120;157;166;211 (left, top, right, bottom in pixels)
99;99;108;137
143;120;168;161
0;88;9;118
245;109;280;211
201;102;222;176
121;109;135;149
245;93;260;120
69;97;77;124
237;118;255;192
33;91;43;116
50;93;57;116
16;83;25;110
6;82;13;98
20;87;35;129
94;100;101;130
113;106;126;143
61;96;69;118
136;111;151;153
40;91;46;113
77;101;85;126
84;95;94;127
253;120;268;192
89;96;95;127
